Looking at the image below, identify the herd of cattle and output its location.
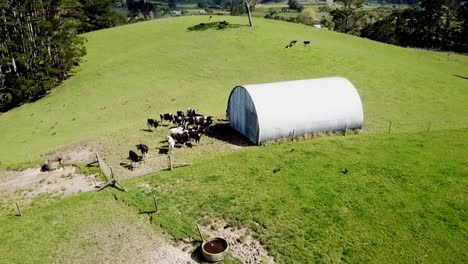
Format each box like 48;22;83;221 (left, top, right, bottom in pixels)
128;108;214;164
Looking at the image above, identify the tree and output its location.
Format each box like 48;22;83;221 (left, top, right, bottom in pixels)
330;0;364;34
244;0;255;27
0;0;86;111
288;0;304;12
128;0;158;19
230;0;255;27
420;0;460;49
197;0;207;8
458;3;468;51
168;0;177;10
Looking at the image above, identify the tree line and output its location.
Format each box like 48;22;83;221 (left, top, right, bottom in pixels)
331;0;468;52
0;0;125;112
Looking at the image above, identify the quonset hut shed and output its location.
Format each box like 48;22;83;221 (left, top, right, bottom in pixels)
227;77;364;145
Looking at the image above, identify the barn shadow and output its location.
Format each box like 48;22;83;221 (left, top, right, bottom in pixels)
205;122;253;147
453;74;468;80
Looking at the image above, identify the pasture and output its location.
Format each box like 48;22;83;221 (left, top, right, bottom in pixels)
1;130;467;263
0;15;467;263
0;16;467;164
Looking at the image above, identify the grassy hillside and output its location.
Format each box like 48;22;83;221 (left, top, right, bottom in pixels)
0;16;467;163
1;130;467;263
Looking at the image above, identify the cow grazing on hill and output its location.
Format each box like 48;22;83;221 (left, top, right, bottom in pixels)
129;150;142;163
186;108;198;117
304;41;311;46
160;113;174;123
136;144;149;160
147;118;159;130
191;133;202;144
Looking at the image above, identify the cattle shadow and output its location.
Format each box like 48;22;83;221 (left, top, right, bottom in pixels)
187;21;244;31
205;122;253;147
140;128;153;133
453;74;468;80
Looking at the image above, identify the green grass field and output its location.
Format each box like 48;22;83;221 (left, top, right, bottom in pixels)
1;130;467;263
0;15;467;263
0;16;467;164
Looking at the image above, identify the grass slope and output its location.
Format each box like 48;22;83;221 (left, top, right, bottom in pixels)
0;16;467;163
1;130;467;263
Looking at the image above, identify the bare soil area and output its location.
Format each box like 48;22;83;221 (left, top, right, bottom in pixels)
0;166;99;200
53;218;197;264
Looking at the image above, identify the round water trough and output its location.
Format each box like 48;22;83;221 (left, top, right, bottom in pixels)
201;237;229;262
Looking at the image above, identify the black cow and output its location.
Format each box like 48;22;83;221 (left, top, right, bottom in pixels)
129;150;142;163
285;44;293;49
147;118;159;130
186;108;198;117
136;144;149;160
191;133;202;143
160;113;174;123
176;111;185;117
304;41;311;46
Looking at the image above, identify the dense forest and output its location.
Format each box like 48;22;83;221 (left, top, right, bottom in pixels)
331;0;468;52
0;0;124;112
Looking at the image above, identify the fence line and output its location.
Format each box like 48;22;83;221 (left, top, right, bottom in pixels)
362;120;468;134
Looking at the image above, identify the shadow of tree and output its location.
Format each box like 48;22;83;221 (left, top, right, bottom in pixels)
453;74;468;80
187;21;244;31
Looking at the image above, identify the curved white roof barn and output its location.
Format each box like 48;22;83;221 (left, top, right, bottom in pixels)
227;77;364;145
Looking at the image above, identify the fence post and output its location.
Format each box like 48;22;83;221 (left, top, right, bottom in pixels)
169;154;173;170
388;121;392;133
344;123;348;136
291;129;296;142
15;202;22;217
27;152;32;164
153;194;158;212
427;121;431;132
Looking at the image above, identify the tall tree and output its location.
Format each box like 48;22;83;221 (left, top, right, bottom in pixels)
420;0;460;49
0;0;86;111
244;0;255;27
168;0;177;10
330;0;364;34
458;3;468;51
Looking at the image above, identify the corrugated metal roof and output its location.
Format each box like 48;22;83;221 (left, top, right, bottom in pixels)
228;77;364;144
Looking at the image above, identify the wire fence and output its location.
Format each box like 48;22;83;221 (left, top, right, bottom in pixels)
361;120;468;134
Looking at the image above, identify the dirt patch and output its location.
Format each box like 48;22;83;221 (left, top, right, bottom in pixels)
0;166;100;200
176;221;275;263
54;218;197;264
200;222;275;264
46;142;101;164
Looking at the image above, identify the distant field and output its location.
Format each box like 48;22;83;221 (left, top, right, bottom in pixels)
1;130;467;263
0;16;467;165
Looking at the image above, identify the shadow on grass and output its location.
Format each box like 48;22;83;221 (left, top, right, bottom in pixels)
453;74;468;80
205;121;253;148
187;21;244;31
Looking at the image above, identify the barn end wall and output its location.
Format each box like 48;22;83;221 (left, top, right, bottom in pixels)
227;77;364;145
227;86;259;143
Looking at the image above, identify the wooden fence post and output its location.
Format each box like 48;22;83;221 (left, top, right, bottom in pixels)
344;123;348;136
15;202;22;217
169;154;173;170
153;194;158;212
427;121;431;132
27;152;32;164
388;121;392;133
